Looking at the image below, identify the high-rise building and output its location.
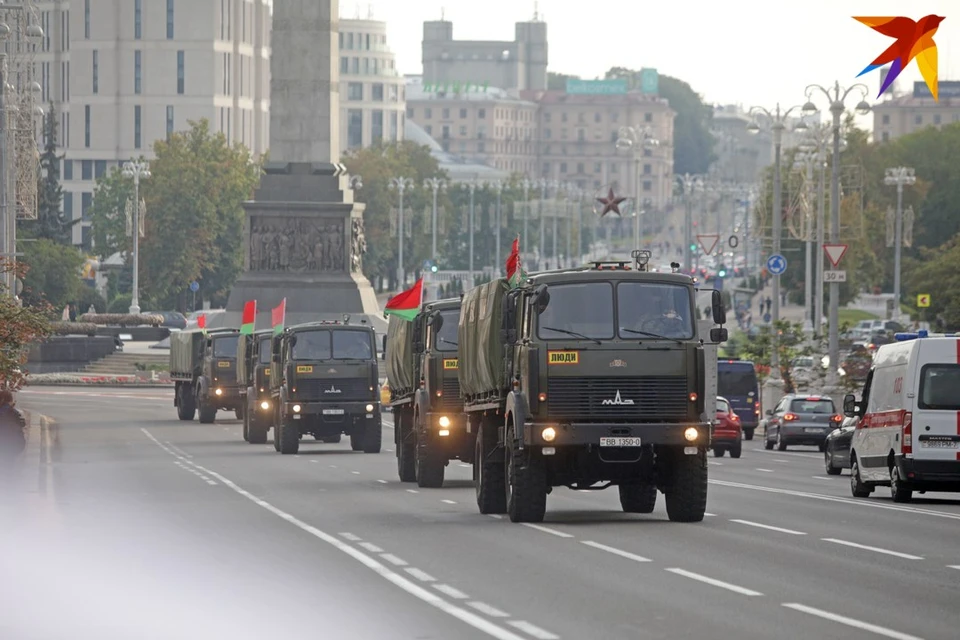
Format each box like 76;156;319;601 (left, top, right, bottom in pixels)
63;0;271;247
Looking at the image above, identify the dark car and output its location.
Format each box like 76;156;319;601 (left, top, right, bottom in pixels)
763;394;843;451
145;310;188;329
824;415;857;475
712;396;742;458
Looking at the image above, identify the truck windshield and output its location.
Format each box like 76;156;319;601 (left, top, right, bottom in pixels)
617;282;694;340
332;330;374;360
537;282;614;340
258;338;272;364
213;335;238;358
435;310;460;352
291;329;374;360
292;330;332;360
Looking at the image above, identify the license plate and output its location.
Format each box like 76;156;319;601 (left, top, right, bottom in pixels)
920;440;959;448
804;427;823;433
323;409;344;415
600;437;642;447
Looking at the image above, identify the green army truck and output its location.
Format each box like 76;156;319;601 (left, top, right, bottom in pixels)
460;252;729;523
386;298;466;487
237;328;274;444
170;327;243;423
270;319;382;455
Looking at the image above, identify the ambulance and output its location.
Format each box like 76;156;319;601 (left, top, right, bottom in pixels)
843;330;960;503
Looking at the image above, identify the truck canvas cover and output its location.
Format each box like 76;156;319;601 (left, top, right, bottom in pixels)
169;329;204;375
385;314;415;392
458;278;508;397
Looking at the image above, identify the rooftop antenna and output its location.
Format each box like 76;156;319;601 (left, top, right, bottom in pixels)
440;6;445;20
353;3;360;18
367;4;373;19
533;1;539;20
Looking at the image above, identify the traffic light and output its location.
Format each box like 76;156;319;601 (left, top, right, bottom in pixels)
430;264;438;273
717;264;727;278
689;243;697;252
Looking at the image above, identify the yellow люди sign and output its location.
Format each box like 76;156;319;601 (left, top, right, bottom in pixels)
296;365;314;373
443;359;459;369
547;351;579;365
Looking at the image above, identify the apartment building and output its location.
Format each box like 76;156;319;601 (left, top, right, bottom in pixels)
62;0;271;247
339;17;405;156
872;81;960;142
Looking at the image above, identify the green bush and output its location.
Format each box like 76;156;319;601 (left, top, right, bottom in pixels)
108;293;132;314
75;285;108;314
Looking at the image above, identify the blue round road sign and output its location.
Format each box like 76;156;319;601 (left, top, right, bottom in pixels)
766;254;787;275
189;281;199;292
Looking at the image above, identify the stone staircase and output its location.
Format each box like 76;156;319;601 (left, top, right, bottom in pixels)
82;351;169;375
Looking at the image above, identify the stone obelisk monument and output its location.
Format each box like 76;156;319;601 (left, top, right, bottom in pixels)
224;0;382;331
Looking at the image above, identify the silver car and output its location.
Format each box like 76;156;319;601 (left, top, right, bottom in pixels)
763;394;843;451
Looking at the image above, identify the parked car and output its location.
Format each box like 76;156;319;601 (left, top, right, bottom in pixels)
763;394;843;451
712;396;742;458
144;310;187;329
824;416;857;475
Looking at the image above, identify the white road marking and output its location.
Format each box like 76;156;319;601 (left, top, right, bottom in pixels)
404;568;436;582
664;568;763;597
704;513;718;517
139;428;528;640
730;519;806;536
948;565;960;570
165;442;193;458
521;524;574;538
782;603;924;640
581;540;652;563
441;499;457;505
755;468;774;473
709;478;960;521
708;461;723;466
407;489;419;494
351;471;360;475
380;553;407;567
329;464;338;468
309;460;319;464
434;583;469;599
376;479;388;484
507;620;560;640
773;459;789;463
359;542;383;553
821;538;923;560
751;448;821;459
339;532;362;541
811;475;832;480
487;514;503;520
467;601;510;618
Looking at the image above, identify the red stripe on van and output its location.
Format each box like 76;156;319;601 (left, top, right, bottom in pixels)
957;341;960;459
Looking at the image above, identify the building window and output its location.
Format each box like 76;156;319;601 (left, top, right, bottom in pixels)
424;125;432;135
642;181;652;191
914;115;922;125
94;160;107;179
350;57;359;74
347;82;363;100
347;109;363;148
166;105;175;138
406;107;414;118
63;192;73;222
934;114;942;125
81;192;92;219
477;125;486;139
477;142;485;153
63;160;73;180
134;0;142;39
881;131;889;142
134;50;142;94
167;0;175;39
593;162;601;173
372;83;384;101
460;108;467;118
84;0;90;38
576;162;584;174
478;108;486;119
442;108;450;119
177;51;185;94
644;112;652;123
594;112;601;123
372;110;383;142
560;162;568;173
643;164;652;175
346;33;354;49
134;106;142;149
84;105;90;148
577;129;585;141
81;160;92;180
424;108;432;119
459;125;467;136
340;57;348;73
92;50;98;93
390;112;398;140
882;114;890;125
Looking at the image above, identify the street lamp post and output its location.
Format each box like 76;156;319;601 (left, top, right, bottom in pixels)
675;173;703;272
802;82;871;385
490;180;504;274
616;126;659;249
466;180;479;286
388;176;415;287
423;177;445;261
884;167;916;322
536;178;554;269
520;178;533;256
122;160;151;314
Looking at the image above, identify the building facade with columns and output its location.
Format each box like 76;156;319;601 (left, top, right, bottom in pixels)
871;81;960;142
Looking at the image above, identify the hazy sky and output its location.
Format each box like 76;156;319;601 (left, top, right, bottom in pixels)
349;0;958;123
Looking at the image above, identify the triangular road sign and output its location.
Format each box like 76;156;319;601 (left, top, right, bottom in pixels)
823;244;848;268
697;234;720;255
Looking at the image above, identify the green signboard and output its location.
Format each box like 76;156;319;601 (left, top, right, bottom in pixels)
565;78;628;95
640;68;659;95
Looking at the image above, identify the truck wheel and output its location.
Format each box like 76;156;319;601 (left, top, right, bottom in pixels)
242;408;250;442
272;412;281;452
396;412;416;482
197;391;217;424
235;407;243;421
177;385;196;421
247;415;268;445
474;421;506;514
619;482;657;514
663;447;708;523
505;425;547;523
349;433;363;450
362;417;382;454
278;416;300;455
415;419;444;488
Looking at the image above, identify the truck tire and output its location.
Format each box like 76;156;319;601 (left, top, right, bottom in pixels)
272;412;281;452
619;482;657;514
474;420;506;514
242;408;250;442
235;407;243;421
278;416;300;454
505;424;547;523
197;390;217;424
349;433;363;450
396;411;416;482
415;417;444;488
177;385;196;421
362;418;382;454
664;447;708;523
247;414;268;445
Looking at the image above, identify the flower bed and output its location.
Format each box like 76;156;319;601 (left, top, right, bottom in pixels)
78;313;164;327
48;322;100;336
25;372;174;386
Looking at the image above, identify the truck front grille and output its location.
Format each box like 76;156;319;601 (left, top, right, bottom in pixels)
439;377;461;409
294;377;372;402
546;377;689;422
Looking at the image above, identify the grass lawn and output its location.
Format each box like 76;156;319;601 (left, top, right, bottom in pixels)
838;308;879;326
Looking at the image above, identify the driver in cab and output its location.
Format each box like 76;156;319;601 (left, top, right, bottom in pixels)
623;289;688;340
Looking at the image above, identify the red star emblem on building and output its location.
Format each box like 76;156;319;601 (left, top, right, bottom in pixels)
596;187;627;217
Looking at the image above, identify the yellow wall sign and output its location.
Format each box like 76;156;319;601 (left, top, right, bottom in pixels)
548;350;579;365
443;358;459;369
264;369;271;376
217;361;231;368
296;365;314;373
917;293;931;308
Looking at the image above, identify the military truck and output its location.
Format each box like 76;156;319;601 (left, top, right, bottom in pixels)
386;298;466;487
269;319;382;455
170;327;243;423
237;328;274;444
459;252;728;523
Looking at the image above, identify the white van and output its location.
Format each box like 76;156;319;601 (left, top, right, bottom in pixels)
843;330;960;502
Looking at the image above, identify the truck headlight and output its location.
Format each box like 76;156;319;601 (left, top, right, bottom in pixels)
438;415;451;428
215;388;223;396
260;400;270;410
541;427;557;442
684;427;699;442
293;404;301;413
365;403;374;413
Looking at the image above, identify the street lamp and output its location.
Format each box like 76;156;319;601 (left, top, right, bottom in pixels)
347;174;363;190
884;167;916;322
464;180;480;286
675;173;703;272
423;177;446;261
122;160;151;314
802;81;871;386
616;126;659;248
388;176;415;287
520;178;533;259
489;180;504;274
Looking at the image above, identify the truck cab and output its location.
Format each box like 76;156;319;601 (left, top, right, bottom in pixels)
170;327;242;423
238;328;274;444
270;320;382;455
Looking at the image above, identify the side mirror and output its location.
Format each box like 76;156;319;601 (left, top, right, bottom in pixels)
709;327;728;343
843;394;859;417
381;335;387;359
711;289;727;325
531;284;550;314
428;311;444;331
765;409;773;416
288;334;298;348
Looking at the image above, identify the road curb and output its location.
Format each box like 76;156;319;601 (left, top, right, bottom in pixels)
24;381;175;388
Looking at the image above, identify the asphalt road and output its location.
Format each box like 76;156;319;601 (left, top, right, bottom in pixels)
5;387;960;640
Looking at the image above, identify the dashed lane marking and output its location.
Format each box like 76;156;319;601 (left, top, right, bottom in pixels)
821;538;923;561
782;603;924;640
521;524;573;538
730;519;806;536
441;499;457;505
581;541;652;563
404;567;436;582
755;468;775;473
358;542;383;553
433;584;469;599
507;621;561;640
467;602;510;618
380;554;407;567
407;489;419;494
339;532;362;541
376;479;388;484
665;568;763;597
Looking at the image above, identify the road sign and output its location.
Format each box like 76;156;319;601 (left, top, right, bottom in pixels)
766;254;787;275
823;244;849;268
728;235;739;249
823;270;847;283
189;281;199;292
917;293;931;308
697;234;720;255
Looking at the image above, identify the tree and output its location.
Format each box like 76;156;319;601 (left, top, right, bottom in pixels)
87;167;135;260
19;239;84;311
605;68;716;174
140;119;261;309
728;320;812;393
0;259;51;390
905;233;960;328
21;103;78;245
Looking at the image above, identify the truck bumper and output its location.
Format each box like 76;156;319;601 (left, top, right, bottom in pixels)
283;400;380;422
209;385;242;408
522;421;711;448
424;411;472;449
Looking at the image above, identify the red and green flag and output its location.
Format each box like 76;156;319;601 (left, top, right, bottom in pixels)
240;300;257;335
506;235;528;289
197;313;207;334
271;298;286;335
384;277;423;322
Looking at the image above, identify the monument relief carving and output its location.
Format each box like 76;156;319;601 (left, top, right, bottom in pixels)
351;218;366;273
249;217;345;272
